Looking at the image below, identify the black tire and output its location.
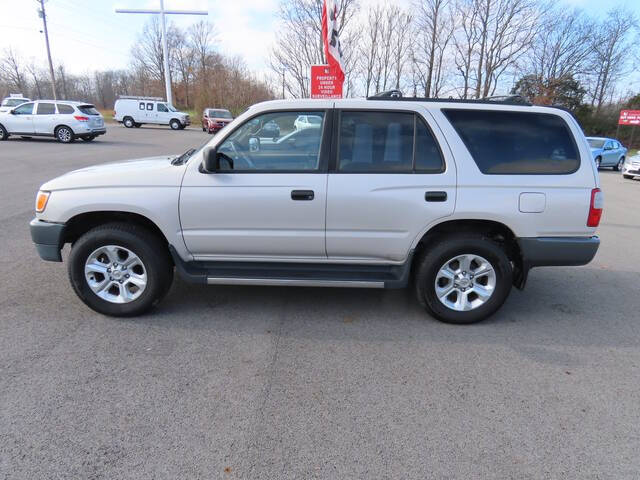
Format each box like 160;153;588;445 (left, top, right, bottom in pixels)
68;223;173;317
123;117;135;128
595;156;601;169
202;125;206;132
0;124;7;141
614;157;624;171
170;119;181;130
81;135;95;142
55;125;75;143
414;234;513;324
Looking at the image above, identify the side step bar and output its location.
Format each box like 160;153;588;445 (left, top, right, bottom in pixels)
169;247;414;289
206;278;384;288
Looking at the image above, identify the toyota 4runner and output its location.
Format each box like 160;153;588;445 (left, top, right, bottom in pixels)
29;94;602;324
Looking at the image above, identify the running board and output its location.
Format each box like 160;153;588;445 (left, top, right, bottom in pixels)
206;277;384;288
169;247;414;289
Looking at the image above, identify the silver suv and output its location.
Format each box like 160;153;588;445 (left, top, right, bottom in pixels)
0;100;105;143
29;95;602;324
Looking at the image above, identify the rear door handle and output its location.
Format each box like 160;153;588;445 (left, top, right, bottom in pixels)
425;191;447;202
291;190;314;201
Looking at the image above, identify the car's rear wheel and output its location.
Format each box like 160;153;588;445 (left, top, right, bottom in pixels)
595;156;601;169
55;126;75;143
614;157;624;171
170;119;181;130
0;124;7;141
123;117;135;128
68;223;173;317
414;234;513;324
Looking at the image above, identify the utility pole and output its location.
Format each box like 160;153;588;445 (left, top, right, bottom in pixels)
116;1;207;106
38;0;57;100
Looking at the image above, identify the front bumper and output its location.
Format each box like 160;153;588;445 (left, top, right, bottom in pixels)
622;165;640;175
30;218;65;262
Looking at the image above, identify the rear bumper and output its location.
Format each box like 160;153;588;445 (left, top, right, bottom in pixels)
518;236;600;267
30;218;65;262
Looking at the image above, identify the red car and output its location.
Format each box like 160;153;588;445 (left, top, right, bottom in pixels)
202;108;233;134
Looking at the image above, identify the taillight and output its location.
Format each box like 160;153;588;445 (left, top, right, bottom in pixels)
74;115;89;122
587;188;603;227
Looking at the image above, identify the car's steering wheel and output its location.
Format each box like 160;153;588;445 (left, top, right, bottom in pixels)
227;140;257;170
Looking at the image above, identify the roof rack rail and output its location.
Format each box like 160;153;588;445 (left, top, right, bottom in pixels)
117;95;165;101
366;92;532;106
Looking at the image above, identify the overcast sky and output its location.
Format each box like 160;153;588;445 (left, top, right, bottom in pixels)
1;0;638;79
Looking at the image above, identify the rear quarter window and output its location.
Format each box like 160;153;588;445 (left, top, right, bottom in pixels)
443;109;579;174
57;104;75;114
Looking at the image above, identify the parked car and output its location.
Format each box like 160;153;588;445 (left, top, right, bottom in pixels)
621;153;640;179
202;108;233;134
113;96;190;130
0;93;31;113
586;137;627;170
0;100;105;143
294;114;323;130
29;95;602;324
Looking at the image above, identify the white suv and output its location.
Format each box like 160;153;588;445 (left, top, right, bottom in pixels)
0;100;105;142
29;95;602;324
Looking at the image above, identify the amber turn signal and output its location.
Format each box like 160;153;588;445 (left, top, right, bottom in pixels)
36;191;50;213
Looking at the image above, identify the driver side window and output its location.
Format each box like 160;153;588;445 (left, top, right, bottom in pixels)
217;111;325;172
13;103;34;115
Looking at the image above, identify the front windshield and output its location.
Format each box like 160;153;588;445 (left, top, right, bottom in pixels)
211;109;232;119
168;104;178;112
5;98;28;107
587;139;605;148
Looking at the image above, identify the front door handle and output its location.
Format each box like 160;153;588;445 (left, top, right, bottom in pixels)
291;190;314;201
425;191;447;202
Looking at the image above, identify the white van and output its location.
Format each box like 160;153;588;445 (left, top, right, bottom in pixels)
113;96;190;130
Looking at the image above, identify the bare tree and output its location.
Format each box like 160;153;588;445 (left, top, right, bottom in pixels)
452;0;481;98
413;0;454;97
270;0;359;98
0;48;27;92
589;8;637;113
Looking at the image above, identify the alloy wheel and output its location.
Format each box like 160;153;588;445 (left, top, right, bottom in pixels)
84;245;147;304
434;254;496;312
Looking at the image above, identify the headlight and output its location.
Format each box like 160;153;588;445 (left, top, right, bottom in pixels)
35;191;50;213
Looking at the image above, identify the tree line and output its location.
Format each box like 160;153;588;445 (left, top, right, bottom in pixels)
0;19;273;116
269;0;639;144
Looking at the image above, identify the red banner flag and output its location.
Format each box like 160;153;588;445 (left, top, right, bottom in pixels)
322;0;345;85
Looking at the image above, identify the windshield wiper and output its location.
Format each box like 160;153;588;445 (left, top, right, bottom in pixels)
172;148;196;165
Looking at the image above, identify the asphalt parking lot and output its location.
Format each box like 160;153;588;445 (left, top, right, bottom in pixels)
1;125;639;479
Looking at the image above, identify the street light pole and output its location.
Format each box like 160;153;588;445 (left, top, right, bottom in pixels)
116;1;207;106
38;0;57;100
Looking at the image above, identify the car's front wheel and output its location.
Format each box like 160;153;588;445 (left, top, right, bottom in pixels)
55;126;75;143
595;156;601;169
68;223;173;317
614;157;624;171
0;124;8;141
169;119;181;130
414;234;513;324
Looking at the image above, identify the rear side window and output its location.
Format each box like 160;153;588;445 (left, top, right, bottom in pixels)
338;111;444;173
37;103;56;115
78;105;99;115
443;109;579;174
146;103;153;111
139;102;145;110
57;104;74;114
339;112;414;172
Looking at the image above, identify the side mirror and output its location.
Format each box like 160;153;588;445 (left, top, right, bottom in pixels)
202;147;234;173
9;109;16;115
249;136;260;152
